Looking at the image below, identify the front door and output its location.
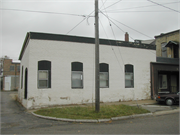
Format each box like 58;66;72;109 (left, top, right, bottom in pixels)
170;75;178;93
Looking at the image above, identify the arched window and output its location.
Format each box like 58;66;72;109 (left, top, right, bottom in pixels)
71;62;83;88
100;63;109;88
125;64;134;88
38;60;51;88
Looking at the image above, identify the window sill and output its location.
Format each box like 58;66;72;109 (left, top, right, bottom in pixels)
38;88;51;89
72;87;83;89
125;87;134;88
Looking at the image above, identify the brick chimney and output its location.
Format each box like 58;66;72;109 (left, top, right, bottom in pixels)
125;32;129;42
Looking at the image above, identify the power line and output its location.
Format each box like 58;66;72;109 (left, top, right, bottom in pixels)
100;0;108;9
102;0;123;11
66;10;94;34
108;16;153;39
99;17;124;72
66;18;87;34
147;0;180;13
100;11;156;71
100;11;134;40
99;8;125;69
100;10;152;39
106;10;175;13
102;1;180;12
0;8;87;17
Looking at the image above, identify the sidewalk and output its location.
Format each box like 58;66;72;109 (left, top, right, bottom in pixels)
31;99;180;123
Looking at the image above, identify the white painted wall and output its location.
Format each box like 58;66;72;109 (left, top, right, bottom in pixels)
18;39;156;109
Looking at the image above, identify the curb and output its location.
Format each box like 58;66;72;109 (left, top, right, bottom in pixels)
31;112;153;123
153;109;180;116
31;109;179;123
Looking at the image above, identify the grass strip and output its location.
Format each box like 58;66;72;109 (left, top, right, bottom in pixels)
34;104;150;119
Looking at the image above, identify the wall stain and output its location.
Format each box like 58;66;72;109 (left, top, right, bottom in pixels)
48;96;51;101
60;97;70;100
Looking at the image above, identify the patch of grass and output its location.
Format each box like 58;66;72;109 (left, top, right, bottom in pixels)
34;104;150;119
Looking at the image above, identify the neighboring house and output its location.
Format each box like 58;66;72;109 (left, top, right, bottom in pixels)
2;58;20;91
18;32;156;109
150;29;179;99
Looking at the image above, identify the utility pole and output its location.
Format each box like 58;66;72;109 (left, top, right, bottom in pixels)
95;0;100;112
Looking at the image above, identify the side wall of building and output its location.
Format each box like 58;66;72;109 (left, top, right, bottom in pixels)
19;39;156;109
18;41;30;108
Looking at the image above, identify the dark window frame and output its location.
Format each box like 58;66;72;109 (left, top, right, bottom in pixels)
125;64;134;88
38;60;51;89
71;62;83;89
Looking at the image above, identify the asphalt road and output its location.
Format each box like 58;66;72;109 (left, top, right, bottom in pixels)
1;91;179;134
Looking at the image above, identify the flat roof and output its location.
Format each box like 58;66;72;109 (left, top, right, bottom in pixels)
19;32;156;60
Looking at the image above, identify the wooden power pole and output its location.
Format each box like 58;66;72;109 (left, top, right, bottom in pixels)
95;0;100;112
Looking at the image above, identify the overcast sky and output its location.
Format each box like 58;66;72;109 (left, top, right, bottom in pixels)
0;0;179;61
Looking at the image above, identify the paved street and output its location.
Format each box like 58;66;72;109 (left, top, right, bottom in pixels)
1;91;179;134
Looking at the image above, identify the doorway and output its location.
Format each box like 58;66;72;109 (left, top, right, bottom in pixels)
170;74;179;93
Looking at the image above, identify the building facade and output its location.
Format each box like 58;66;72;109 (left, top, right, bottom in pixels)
151;29;179;99
18;32;156;109
2;58;20;90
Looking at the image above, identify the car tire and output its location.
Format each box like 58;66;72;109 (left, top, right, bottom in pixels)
166;99;174;106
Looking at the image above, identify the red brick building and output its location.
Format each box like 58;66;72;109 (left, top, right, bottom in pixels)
2;58;20;90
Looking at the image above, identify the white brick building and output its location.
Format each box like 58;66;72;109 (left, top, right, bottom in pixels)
18;32;156;109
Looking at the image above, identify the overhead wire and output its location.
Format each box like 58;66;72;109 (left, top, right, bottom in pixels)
106;10;175;13
0;8;87;17
99;17;124;72
100;10;156;65
66;17;87;34
66;10;94;34
100;1;125;70
100;11;134;40
102;1;180;12
108;16;153;39
101;11;156;58
147;0;180;13
102;0;123;11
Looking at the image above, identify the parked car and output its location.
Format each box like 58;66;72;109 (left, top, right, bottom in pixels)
156;92;179;106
